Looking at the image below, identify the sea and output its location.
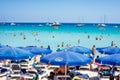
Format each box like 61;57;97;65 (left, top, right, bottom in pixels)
0;23;120;53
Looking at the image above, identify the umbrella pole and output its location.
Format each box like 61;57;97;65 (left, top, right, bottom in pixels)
65;64;67;80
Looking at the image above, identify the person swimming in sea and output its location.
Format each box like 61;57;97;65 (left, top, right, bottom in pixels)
95;36;98;40
23;35;26;40
13;33;16;37
88;35;90;39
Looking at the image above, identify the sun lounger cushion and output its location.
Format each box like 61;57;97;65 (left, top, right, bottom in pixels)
1;68;7;73
89;76;100;80
74;72;89;79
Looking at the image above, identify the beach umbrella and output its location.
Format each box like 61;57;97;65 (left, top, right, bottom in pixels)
30;47;52;55
0;46;34;60
40;51;92;66
0;45;7;48
18;46;52;55
96;46;120;54
41;51;92;79
63;46;92;54
96;54;120;66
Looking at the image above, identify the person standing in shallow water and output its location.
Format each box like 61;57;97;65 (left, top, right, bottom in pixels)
111;41;114;46
92;45;96;58
78;39;80;45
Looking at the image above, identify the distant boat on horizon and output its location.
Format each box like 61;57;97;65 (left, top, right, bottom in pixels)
10;22;16;26
51;21;61;26
46;23;52;26
97;15;107;27
97;23;106;27
113;25;118;28
76;23;84;27
38;24;43;26
76;17;84;27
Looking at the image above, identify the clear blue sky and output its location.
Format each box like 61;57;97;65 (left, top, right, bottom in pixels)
0;0;120;23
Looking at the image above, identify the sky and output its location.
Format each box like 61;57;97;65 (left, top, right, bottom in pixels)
0;0;120;23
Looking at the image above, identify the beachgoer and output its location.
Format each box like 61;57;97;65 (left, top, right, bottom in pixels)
92;45;96;57
66;44;69;48
56;65;69;75
95;56;100;71
111;41;114;46
52;36;55;38
99;38;101;40
78;39;80;45
61;42;64;48
23;35;26;39
56;45;61;51
88;35;90;39
13;33;16;37
47;62;51;67
109;74;114;80
47;45;51;49
111;63;117;75
88;54;94;70
95;36;98;40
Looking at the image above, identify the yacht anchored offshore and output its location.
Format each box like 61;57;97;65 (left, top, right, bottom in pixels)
97;23;106;27
10;22;16;26
51;21;61;26
76;23;84;27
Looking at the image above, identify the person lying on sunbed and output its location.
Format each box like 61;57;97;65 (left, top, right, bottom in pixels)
54;65;69;75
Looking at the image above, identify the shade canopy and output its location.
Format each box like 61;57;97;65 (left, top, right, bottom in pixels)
96;46;120;54
0;46;34;60
96;54;120;66
63;46;92;54
40;51;92;66
18;46;52;55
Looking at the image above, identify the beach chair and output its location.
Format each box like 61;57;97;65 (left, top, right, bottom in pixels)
11;64;21;74
35;66;48;79
89;76;100;80
98;65;112;78
9;64;21;80
20;60;29;69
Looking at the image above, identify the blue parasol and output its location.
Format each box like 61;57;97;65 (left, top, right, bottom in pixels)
40;51;92;66
96;46;120;54
18;46;52;55
0;46;34;60
96;54;120;66
63;46;92;54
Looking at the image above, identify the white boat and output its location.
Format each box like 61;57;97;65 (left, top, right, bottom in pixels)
97;23;106;27
10;22;16;26
113;26;118;28
76;23;84;27
97;15;107;27
38;24;43;26
76;17;84;27
51;22;61;26
46;23;52;26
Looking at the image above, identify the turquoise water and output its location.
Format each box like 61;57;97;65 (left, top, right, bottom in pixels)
0;23;120;52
